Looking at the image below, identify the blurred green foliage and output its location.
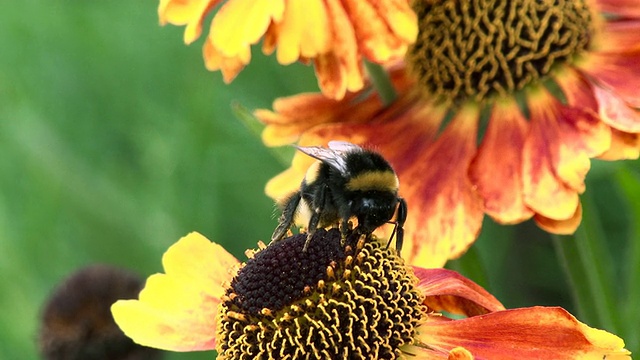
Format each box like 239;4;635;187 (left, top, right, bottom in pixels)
1;1;638;359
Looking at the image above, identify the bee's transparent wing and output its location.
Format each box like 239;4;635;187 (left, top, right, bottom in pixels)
327;140;362;153
296;145;350;175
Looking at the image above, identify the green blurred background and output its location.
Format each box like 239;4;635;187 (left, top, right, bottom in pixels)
1;1;638;359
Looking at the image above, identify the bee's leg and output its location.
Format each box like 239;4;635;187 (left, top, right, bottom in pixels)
302;186;328;252
339;219;350;246
393;198;407;255
270;192;301;244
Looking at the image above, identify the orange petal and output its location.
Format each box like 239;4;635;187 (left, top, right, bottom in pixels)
413;267;505;316
374;0;419;44
256;76;396;146
554;68;612;160
577;50;640;108
598;128;640;160
469;98;534;224
313;0;364;99
534;201;583;235
341;0;410;62
405;103;485;267
158;0;221;44
209;0;284;58
522;89;580;220
111;232;239;351
415;307;630;360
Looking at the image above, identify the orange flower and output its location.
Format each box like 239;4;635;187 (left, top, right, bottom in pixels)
158;0;417;99
111;231;630;359
257;0;640;267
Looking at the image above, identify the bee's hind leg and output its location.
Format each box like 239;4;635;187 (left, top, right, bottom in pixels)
271;192;301;244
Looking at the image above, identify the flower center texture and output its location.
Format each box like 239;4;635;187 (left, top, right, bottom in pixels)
407;0;593;102
216;229;426;359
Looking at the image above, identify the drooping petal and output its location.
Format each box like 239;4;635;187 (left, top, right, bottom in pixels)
203;38;250;83
599;128;640;160
522;89;581;220
257;91;381;147
273;0;330;64
158;0;221;44
415;307;631;360
257;66;416;147
405;103;485;267
341;0;415;62
592;84;640;133
469;98;534;224
313;0;364;99
534;202;583;235
111;232;240;351
413;267;505;316
209;0;284;58
577;50;640;108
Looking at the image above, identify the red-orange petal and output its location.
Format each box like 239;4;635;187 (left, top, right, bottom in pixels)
313;0;364;99
415;307;630;360
111;232;240;351
595;0;640;17
405;103;485;267
413;267;505;316
469;98;534;224
522;89;581;220
592;84;640;133
341;0;408;62
577;50;640;108
593;20;640;53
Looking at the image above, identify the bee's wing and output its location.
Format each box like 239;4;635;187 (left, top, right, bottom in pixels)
296;145;349;175
327;140;362;153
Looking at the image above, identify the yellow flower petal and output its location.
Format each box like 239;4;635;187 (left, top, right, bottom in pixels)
210;0;284;58
158;0;220;44
111;232;239;351
275;0;330;64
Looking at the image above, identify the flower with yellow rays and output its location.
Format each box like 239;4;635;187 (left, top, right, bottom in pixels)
158;0;417;100
256;0;640;267
111;231;630;359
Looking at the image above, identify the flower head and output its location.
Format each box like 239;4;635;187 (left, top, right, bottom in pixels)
111;231;630;359
39;265;163;360
257;0;640;266
158;0;418;99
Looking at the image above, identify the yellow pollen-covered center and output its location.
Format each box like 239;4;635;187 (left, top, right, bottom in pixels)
407;0;593;102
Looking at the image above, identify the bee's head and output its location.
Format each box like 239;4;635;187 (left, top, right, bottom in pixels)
351;191;398;233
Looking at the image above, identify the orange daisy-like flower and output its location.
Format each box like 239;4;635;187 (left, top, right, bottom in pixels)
256;0;640;267
111;230;630;359
158;0;417;99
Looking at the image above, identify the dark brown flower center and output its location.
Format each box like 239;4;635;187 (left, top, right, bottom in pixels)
216;229;426;359
407;0;593;103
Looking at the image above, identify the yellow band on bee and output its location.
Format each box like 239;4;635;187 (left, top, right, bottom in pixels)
346;171;398;192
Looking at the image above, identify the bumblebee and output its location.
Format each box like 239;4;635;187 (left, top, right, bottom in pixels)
271;141;407;254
